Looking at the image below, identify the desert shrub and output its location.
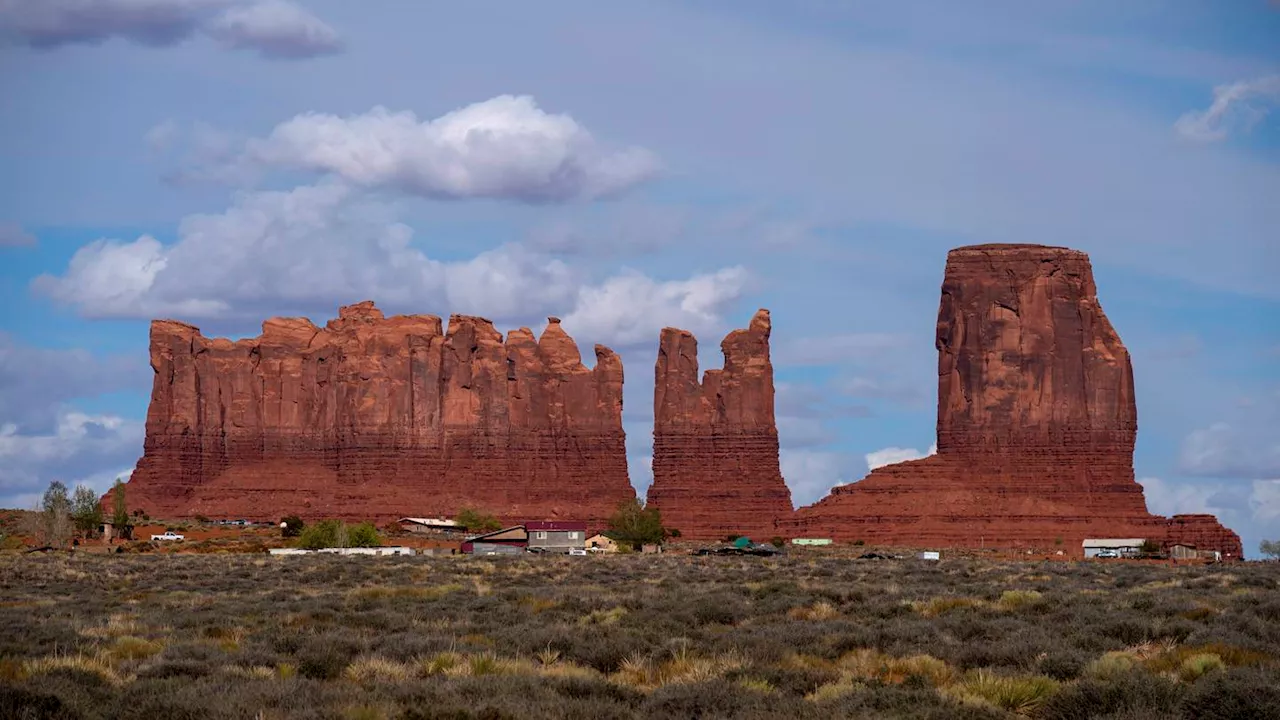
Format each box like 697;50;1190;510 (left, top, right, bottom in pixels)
0;685;80;720
1042;669;1183;720
1038;650;1088;680
1179;666;1280;720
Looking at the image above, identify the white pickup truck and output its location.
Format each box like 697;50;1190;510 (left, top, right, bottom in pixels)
151;531;185;542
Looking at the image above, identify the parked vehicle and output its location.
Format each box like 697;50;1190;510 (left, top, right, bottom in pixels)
151;531;184;542
1096;549;1119;559
568;548;587;556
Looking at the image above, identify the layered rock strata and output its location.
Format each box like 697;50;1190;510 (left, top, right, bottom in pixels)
788;245;1242;558
647;310;795;540
124;302;635;524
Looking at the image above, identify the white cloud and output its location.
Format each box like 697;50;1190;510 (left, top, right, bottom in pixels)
241;96;661;202
560;267;748;349
1250;479;1280;525
1175;75;1280;141
206;0;341;58
1178;421;1280;478
0;221;36;247
1139;475;1218;518
865;443;936;471
32;182;745;351
0;335;146;432
781;449;860;506
0;411;144;508
0;0;342;58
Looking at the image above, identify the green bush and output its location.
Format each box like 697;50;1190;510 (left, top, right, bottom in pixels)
346;522;381;548
296;520;380;549
297;520;343;549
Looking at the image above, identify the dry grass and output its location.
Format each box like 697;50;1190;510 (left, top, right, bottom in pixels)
0;552;1276;719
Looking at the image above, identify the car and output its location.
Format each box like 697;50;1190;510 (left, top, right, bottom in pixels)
151;531;184;542
1095;550;1119;559
568;548;587;556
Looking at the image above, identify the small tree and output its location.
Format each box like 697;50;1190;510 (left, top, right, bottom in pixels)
281;515;306;538
455;507;502;533
1260;539;1280;560
111;478;130;528
71;484;104;537
606;499;666;551
346;522;381;547
40;481;73;547
1140;539;1161;554
298;520;342;549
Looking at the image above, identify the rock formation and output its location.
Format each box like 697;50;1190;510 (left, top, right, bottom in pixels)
647;310;794;540
124;301;635;524
788;245;1242;559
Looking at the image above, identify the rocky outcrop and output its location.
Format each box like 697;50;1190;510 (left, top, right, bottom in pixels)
647;310;794;540
788;245;1242;559
125;302;635;524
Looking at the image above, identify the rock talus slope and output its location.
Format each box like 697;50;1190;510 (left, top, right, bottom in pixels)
125;302;634;524
788;245;1242;558
647;310;795;540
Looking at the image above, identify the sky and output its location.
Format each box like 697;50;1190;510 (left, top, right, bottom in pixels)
0;0;1277;556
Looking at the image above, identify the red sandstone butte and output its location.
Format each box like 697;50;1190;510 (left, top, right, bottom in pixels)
647;309;795;540
787;244;1242;559
122;302;635;524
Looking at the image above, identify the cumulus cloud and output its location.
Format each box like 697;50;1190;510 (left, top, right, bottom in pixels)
0;221;36;247
32;182;745;350
1174;75;1280;141
0;411;143;509
560;267;748;349
865;443;936;471
0;0;342;59
781;449;861;506
1178;422;1280;479
240;96;660;202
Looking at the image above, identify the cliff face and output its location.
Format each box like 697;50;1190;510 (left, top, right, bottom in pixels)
126;301;635;524
646;309;794;539
788;245;1242;558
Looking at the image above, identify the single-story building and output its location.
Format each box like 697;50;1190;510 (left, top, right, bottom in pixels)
399;517;465;534
526;521;588;553
791;538;832;546
586;534;618;553
1169;544;1222;562
462;526;529;555
1082;538;1145;558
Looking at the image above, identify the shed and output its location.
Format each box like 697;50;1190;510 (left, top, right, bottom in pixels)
526;521;588;553
1169;543;1198;560
1082;539;1145;558
586;534;618;552
461;526;528;554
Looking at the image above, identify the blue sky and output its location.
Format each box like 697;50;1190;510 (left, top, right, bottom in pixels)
1;0;1276;555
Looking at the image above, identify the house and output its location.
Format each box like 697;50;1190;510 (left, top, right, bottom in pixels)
1169;543;1222;562
462;526;528;555
586;534;618;553
399;517;465;534
526;521;588;553
1082;538;1145;558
